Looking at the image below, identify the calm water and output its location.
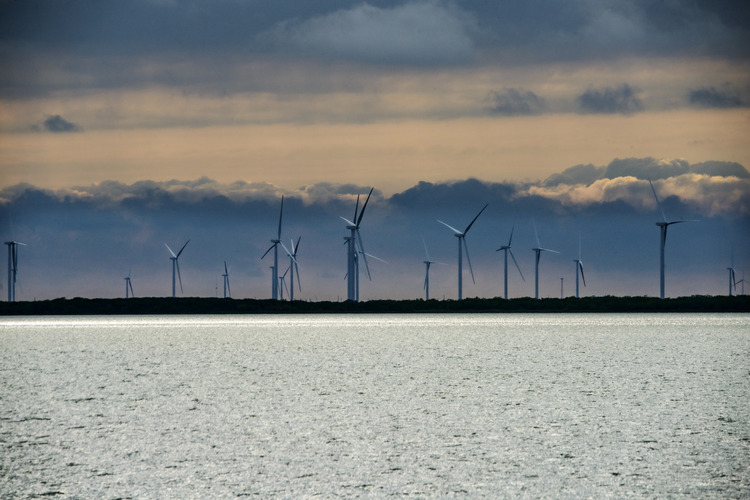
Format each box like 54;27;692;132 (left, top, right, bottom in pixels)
1;314;748;498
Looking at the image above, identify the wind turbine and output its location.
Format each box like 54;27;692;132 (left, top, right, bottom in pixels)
165;240;189;297
4;240;26;302
222;261;231;299
573;233;586;298
727;248;737;297
283;237;302;301
124;269;134;298
421;238;439;301
261;196;284;300
279;266;290;301
649;179;694;299
496;221;524;299
531;219;559;300
341;188;374;302
438;204;488;300
736;271;745;295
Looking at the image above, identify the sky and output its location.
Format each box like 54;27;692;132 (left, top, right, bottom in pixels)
0;0;749;301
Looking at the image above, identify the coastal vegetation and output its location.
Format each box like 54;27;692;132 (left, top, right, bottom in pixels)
1;295;748;316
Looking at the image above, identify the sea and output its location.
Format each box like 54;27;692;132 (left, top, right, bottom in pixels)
1;313;748;498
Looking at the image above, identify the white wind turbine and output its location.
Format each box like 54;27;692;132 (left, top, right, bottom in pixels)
531;219;559;300
496;221;524;299
649;179;695;299
438;204;488;300
279;265;290;301
573;233;586;298
727;248;737;297
283;237;302;302
5;240;26;302
124;268;134;298
165;239;189;297
222;261;231;299
341;188;374;302
261;196;285;300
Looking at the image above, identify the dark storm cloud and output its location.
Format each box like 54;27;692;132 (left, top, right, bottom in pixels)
688;86;747;108
487;88;545;116
1;1;748;97
577;84;643;114
32;115;80;132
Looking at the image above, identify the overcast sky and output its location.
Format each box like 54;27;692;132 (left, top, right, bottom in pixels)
1;1;748;300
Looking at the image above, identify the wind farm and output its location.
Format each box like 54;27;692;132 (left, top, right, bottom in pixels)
1;179;746;304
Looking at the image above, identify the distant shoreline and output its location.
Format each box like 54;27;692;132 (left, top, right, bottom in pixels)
1;295;748;316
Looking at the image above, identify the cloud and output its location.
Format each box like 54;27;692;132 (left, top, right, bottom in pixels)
261;1;477;65
487;88;545;116
688;86;747;108
32;114;80;132
577;84;643;114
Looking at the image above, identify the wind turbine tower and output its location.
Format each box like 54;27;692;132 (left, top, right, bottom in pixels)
649;179;694;299
222;261;231;299
5;240;25;302
422;238;436;301
727;249;736;297
496;221;524;299
284;237;301;301
574;233;586;298
531;220;559;300
341;188;374;302
124;271;134;298
261;196;285;300
165;240;189;298
438;204;488;300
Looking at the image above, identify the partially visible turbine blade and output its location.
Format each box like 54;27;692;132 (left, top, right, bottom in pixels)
294;262;301;291
508;220;516;246
353;193;360;225
463;203;488;235
224;261;228;275
463;237;476;284
280;241;295;262
340;216;356;226
356;187;374;226
540;247;560;254
176;239;190;258
129;281;135;297
649;178;668;223
277;195;284;240
509;248;525;281
165;243;177;258
422;237;431;261
227;278;231;297
533;218;540;248
176;260;183;294
356;230;372;280
437;219;462;234
261;242;276;260
579;261;586;287
364;252;387;264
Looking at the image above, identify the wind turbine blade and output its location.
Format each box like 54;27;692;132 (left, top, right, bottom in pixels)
533;218;540;248
176;260;183;294
294;236;301;255
224;261;228;275
437;219;462;234
164;243;177;258
649;178;668;222
294;262;301;291
463;238;476;284
356;187;374;226
353;193;360;225
356;230;372;280
422;237;431;261
277;195;284;240
340;216;356;226
364;252;388;264
508;220;516;246
261;242;276;260
280;241;295;261
509;248;525;281
129;281;135;297
463;203;488;234
227;278;231;297
540;247;560;254
176;239;190;258
579;261;586;287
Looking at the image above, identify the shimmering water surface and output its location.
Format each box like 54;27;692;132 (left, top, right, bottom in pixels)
1;314;748;498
